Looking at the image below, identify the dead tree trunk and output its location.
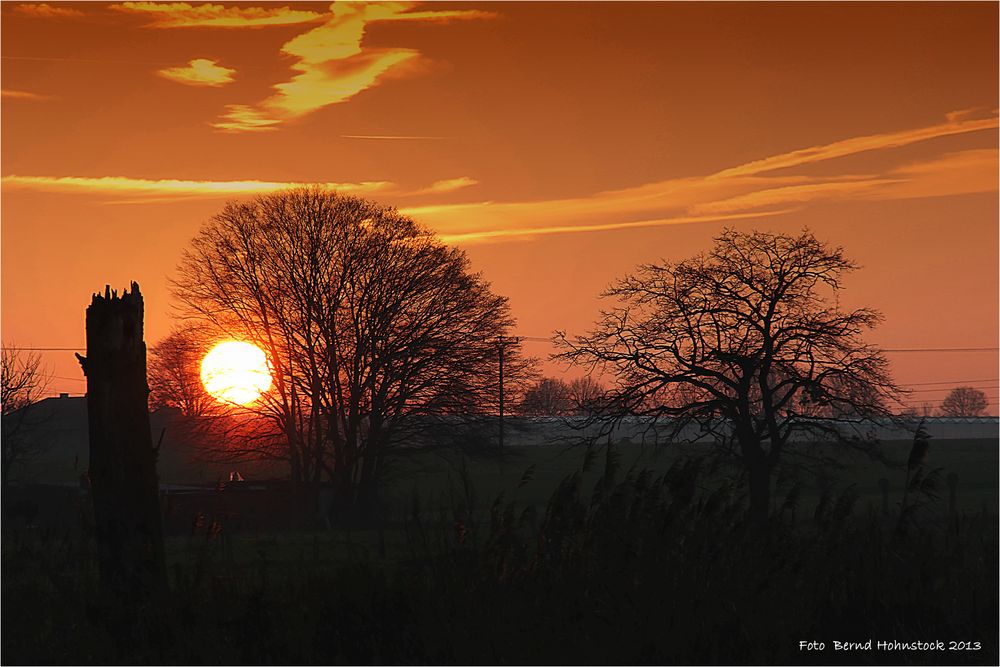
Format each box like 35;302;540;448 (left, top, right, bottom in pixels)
77;283;166;600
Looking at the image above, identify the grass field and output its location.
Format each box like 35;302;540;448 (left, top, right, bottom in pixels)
385;437;999;515
4;436;997;665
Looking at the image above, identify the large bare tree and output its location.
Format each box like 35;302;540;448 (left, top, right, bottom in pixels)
940;386;989;417
557;229;899;524
1;346;50;488
172;188;529;509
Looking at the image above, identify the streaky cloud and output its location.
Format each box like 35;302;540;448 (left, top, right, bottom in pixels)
158;58;236;87
414;177;479;195
713;111;998;179
693;178;901;215
12;3;83;18
111;2;324;28
437;210;796;245
1;89;54;101
865;148;999;202
341;134;446;140
696;149;999;214
1;175;393;197
408;111;999;244
214;105;283;132
0;174;488;201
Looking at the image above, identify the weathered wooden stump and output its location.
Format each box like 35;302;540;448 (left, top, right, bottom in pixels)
77;282;166;600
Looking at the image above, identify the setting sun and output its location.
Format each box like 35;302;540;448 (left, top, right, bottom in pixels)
200;341;272;405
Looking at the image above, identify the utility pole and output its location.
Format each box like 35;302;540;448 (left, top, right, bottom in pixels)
497;335;517;450
498;336;505;449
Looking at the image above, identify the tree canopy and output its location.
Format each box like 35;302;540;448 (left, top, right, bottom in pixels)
558;228;899;523
171;188;530;508
940;386;989;417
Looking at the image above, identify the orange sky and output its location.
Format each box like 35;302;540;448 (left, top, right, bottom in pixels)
2;1;998;413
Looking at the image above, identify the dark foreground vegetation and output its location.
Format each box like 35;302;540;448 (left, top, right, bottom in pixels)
4;442;997;666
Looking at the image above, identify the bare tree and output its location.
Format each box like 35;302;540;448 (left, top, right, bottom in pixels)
519;378;572;416
900;402;937;418
567;376;606;416
148;326;217;418
147;326;270;469
940;386;989;417
172;188;530;509
517;376;607;416
1;345;50;488
557;229;899;525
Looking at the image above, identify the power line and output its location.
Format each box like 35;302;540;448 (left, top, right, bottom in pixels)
901;378;999;386
900;393;1000;403
882;347;999;353
904;385;998;394
4;342;998;352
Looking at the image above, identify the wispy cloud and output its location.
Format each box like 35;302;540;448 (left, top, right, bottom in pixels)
692;178;900;215
406;110;999;243
110;2;324;28
414;177;479;196
695;149;999;215
158;58;236;87
437;210;795;245
12;3;83;18
4;113;992;241
0;173;485;201
861;148;999;202
112;2;492;131
1;89;54;101
1;175;393;197
212;105;283;132
341;134;446;140
210;2;493;132
713;111;998;178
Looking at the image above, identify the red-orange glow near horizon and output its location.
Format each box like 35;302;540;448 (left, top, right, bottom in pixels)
1;2;997;412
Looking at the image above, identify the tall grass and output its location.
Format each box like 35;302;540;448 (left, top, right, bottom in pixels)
3;446;997;665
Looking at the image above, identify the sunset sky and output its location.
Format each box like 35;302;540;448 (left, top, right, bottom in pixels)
2;1;998;412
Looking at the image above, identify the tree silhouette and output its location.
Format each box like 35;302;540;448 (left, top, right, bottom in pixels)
940;386;989;417
519;377;572;416
147;326;266;468
518;376;607;416
148;326;218;418
557;229;899;524
173;188;529;509
567;376;606;416
1;345;49;488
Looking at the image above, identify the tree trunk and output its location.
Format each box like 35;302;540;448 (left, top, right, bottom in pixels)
77;283;166;600
331;454;356;520
357;448;381;518
747;460;772;527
